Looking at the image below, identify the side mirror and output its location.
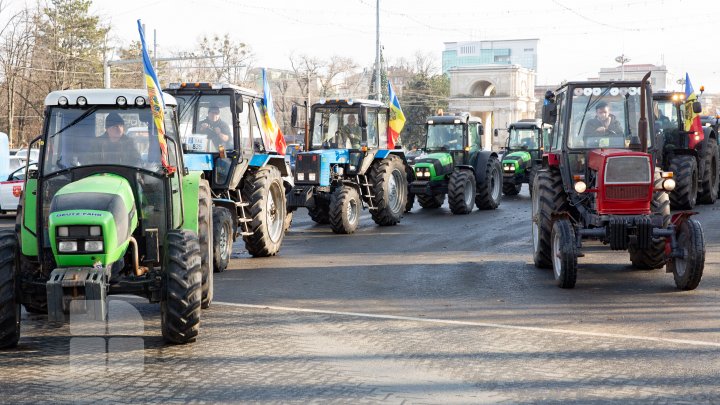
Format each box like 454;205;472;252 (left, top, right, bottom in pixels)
692;101;702;114
359;106;368;128
235;94;243;113
493;129;499;137
291;104;298;127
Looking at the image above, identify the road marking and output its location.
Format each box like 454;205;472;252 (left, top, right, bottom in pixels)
215;301;720;348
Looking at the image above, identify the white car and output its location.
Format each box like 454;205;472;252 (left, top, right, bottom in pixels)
0;163;35;213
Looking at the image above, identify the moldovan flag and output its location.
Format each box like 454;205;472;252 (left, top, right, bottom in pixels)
684;73;704;141
137;20;174;173
387;80;406;150
262;68;287;155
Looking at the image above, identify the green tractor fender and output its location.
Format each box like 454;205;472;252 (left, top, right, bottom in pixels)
181;171;204;234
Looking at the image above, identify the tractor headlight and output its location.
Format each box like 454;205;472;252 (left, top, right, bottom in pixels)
58;226;69;237
297;172;305;181
58;241;78;252
574;181;587;193
89;226;102;236
662;178;676;191
76;96;87;106
309;173;316;181
84;241;104;252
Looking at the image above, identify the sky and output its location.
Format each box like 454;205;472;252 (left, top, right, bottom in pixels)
10;0;720;91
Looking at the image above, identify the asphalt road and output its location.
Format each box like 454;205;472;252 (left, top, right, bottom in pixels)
1;186;720;404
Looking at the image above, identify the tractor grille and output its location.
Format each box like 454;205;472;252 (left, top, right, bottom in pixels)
604;156;651;184
295;153;321;184
605;185;649;200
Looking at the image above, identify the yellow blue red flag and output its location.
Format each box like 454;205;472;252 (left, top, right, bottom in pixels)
388;80;406;149
684;72;704;148
262;68;287;155
137;20;173;173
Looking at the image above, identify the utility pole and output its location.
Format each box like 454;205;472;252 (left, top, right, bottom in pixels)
375;0;381;101
615;54;630;80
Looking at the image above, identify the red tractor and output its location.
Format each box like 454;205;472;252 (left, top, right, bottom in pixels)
533;74;705;289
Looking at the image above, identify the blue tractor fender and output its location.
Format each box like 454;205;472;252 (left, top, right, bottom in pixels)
249;154;291;177
359;149;409;175
473;151;499;185
184;154;214;171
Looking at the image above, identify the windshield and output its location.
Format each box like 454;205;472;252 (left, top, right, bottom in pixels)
176;94;234;153
42;107;177;175
653;100;680;132
567;86;650;149
426;124;464;151
509;128;540;149
311;107;363;149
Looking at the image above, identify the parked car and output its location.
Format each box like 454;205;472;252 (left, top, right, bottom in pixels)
0;162;35;213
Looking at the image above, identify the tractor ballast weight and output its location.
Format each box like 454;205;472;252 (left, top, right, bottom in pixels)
408;114;502;214
652;91;719;209
1;88;212;348
286;99;409;234
165;82;293;271
500;119;547;196
533;74;705;290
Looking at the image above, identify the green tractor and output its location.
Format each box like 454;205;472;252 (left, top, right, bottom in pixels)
499;119;548;196
408;114;502;214
1;88;213;348
165;82;293;272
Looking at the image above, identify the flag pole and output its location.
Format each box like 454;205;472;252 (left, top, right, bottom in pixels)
375;0;381;101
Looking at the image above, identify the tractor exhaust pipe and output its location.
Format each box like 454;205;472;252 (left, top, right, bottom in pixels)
638;71;651;153
128;236;147;276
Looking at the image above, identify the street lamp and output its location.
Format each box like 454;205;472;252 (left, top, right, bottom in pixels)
615;54;630;80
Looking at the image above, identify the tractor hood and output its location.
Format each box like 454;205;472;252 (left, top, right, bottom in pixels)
48;173;138;267
413;152;454;180
502;151;532;174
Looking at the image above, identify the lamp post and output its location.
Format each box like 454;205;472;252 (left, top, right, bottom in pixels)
615;54;630;80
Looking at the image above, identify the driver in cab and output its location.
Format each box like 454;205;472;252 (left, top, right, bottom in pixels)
583;101;623;146
340;114;362;149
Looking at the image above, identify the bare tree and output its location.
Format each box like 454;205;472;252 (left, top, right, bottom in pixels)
317;56;357;97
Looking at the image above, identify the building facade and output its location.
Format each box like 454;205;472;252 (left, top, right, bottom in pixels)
442;39;539;75
590;64;677;91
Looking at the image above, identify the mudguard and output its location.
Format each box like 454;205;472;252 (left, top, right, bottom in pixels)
181;171;203;234
473;151;499;184
249;154;290;177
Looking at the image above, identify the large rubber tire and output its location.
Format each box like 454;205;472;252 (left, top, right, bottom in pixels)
669;155;698;210
329;186;361;234
198;180;213;309
552;219;578;289
448;169;476;215
20;255;46;314
307;199;330;224
475;156;502;210
503;180;521;196
0;229;20;348
697;138;719;204
417;193;444;209
212;206;233;273
528;170;536;198
669;219;705;290
532;169;569;269
404;193;415;213
284;212;293;232
242;166;286;257
629;173;670;269
369;155;407;226
161;230;202;345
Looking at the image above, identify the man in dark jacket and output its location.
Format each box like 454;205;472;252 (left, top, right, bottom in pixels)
199;103;232;150
584;101;624;147
96;112;140;166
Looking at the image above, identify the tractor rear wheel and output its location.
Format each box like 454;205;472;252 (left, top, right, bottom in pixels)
532;169;568;269
243;166;286;257
417;193;444;209
161;230;202;344
552;219;578;289
670;219;705;290
405;193;415;212
198;180;213;309
448;169;476;214
698;138;719;204
475;156;502;210
669;155;698;210
502;180;521;196
307;199;330;224
329;185;361;234
629;172;670;269
0;229;20;348
370;155;407;226
212;207;233;273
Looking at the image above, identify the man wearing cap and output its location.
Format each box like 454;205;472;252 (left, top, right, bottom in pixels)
199;103;232;150
96;112;140;166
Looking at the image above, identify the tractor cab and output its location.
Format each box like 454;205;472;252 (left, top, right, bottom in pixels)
501;119;547;196
652;91;703;150
422;114;483;169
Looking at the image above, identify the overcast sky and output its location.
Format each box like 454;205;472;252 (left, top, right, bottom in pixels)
15;0;720;92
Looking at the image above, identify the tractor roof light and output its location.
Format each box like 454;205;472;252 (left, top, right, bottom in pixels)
116;96;127;106
454;119;461;124
574;181;587;193
135;96;146;106
76;96;87;106
427;120;434;125
58;96;69;106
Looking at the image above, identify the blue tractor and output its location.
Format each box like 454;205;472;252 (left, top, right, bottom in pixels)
165;83;293;273
287;99;410;234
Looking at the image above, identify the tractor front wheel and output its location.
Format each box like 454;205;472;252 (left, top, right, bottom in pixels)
448;169;476;214
198;180;213;309
161;230;202;344
212;207;233;273
669;219;705;290
329;185;361;234
0;229;20;348
370;155;407;226
502;180;521;196
629;172;670;269
669;155;698;210
551;219;578;289
243;166;287;257
475;156;502;210
417;193;444;209
307;199;330;224
405;193;415;213
532;169;568;269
